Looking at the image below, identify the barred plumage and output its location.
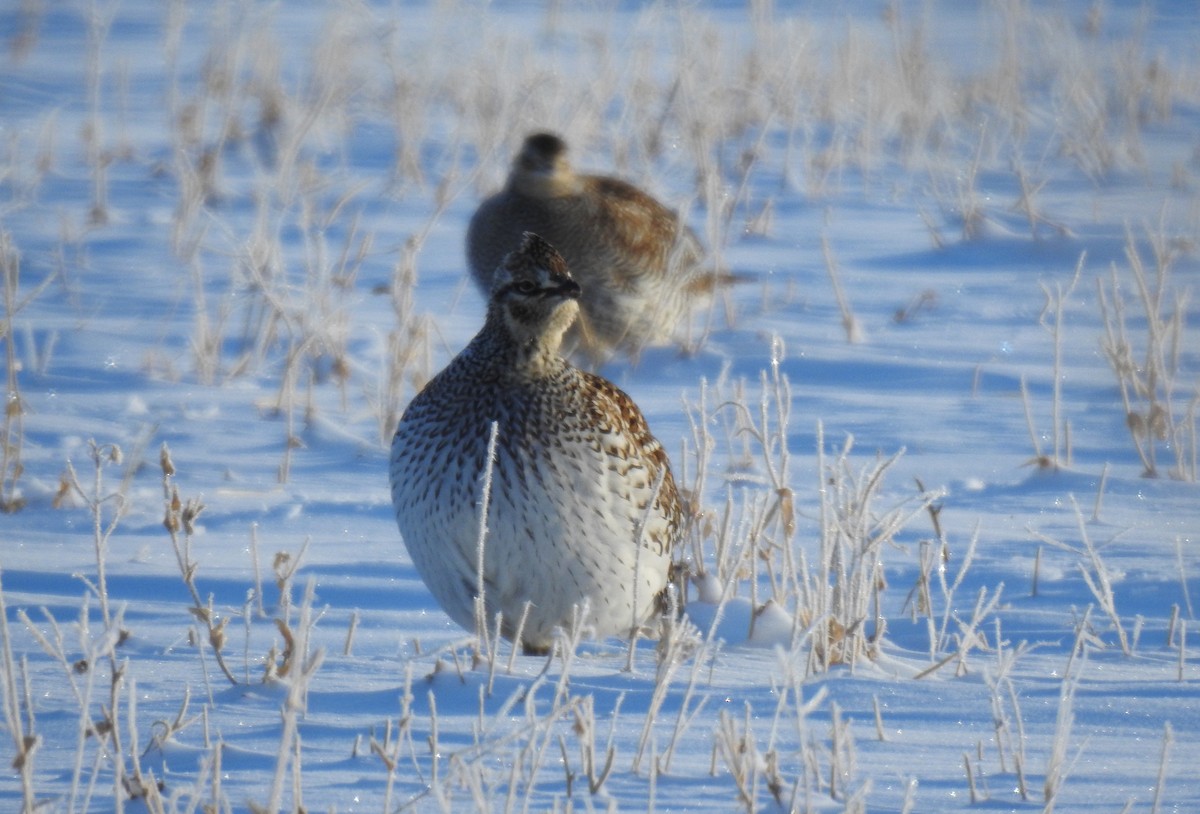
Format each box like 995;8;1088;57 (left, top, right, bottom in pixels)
389;233;682;653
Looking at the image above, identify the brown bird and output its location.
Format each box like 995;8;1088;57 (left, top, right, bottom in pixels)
467;132;714;361
390;233;682;653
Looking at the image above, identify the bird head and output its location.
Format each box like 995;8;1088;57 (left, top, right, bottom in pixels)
489;233;582;354
510;132;576;197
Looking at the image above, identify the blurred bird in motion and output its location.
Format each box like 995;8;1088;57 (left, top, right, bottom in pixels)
467;132;727;362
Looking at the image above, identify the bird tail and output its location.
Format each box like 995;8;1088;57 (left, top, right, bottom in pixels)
682;267;752;295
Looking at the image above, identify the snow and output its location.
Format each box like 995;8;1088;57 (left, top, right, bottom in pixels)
1;1;1198;812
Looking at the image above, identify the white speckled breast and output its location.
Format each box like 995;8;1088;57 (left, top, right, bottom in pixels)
390;362;675;651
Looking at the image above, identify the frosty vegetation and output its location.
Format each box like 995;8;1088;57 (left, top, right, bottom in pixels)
0;1;1197;812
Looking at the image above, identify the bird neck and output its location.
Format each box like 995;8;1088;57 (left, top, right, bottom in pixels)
510;170;583;199
469;310;571;381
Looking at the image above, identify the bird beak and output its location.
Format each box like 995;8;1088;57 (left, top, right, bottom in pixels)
554;279;582;300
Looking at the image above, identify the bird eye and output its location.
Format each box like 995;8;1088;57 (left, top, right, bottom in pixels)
514;280;538;295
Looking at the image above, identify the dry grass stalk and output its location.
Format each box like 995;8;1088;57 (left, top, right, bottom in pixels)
684;342;939;675
369;663;418;811
0;230;58;512
0;567;40;811
160;443;318;693
35;439;173;808
373;234;433;446
1150;722;1174;814
713;706;751;811
1098;222;1198;481
821;235;863;344
1175;536;1195;621
1043;609;1092;813
573;694;619;795
1037;252;1086;469
470;421;500;667
1030;497;1131;656
811;426;938;672
159;443;236;686
1178;620;1188;683
260;579;325;814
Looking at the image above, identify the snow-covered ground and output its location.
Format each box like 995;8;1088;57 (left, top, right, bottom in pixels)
1;1;1198;811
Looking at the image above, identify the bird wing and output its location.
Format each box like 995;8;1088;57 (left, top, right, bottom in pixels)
577;370;683;552
586;176;705;286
